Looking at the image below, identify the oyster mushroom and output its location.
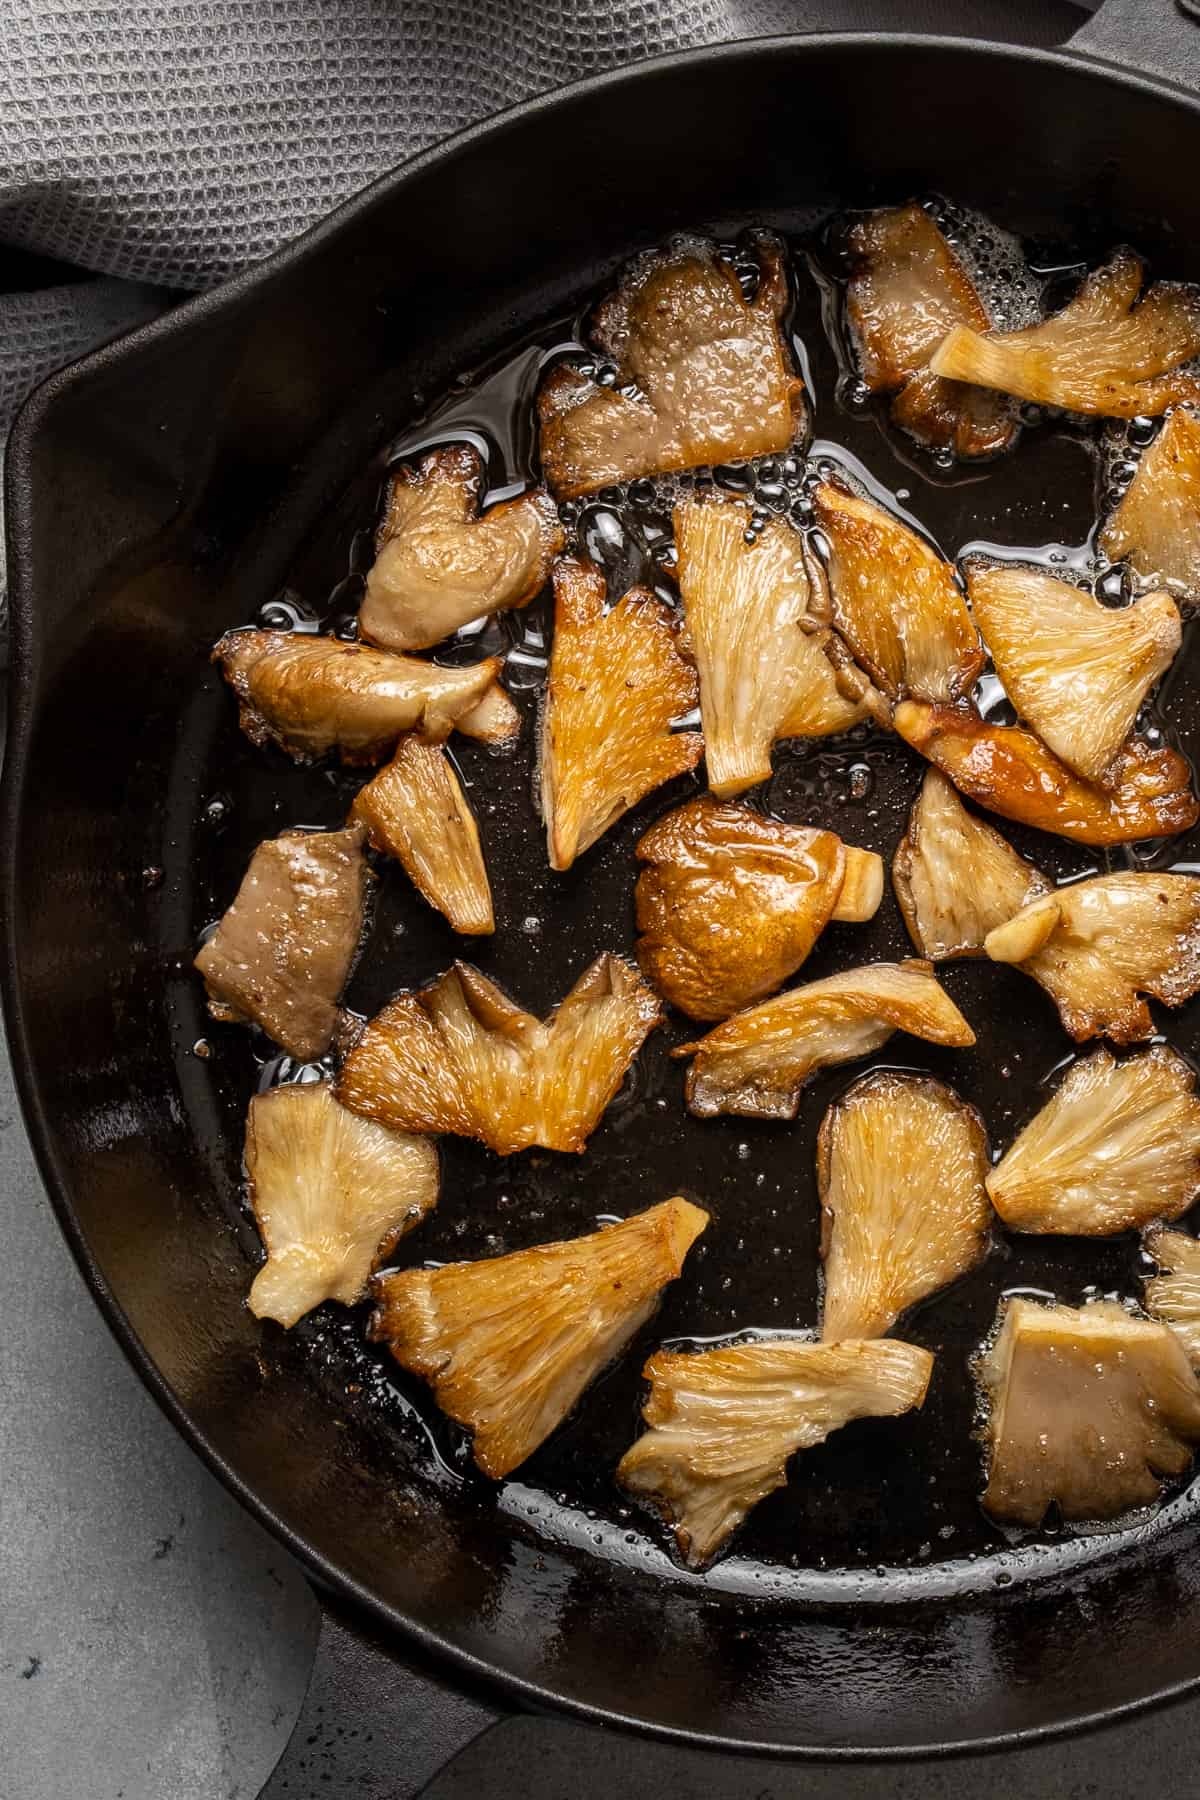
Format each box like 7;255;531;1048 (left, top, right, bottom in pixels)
986;1045;1200;1236
371;1196;708;1478
979;1296;1200;1526
894;700;1199;846
195;824;371;1061
1100;406;1200;607
213;629;514;763
1144;1229;1200;1364
844;202;1017;457
984;871;1200;1043
539;556;702;872
966;561;1180;787
618;1336;932;1567
930;250;1200;418
538;235;804;498
674;495;866;798
245;1082;438;1328
351;736;493;935
812;480;983;707
359;444;563;653
893;768;1051;960
337;954;661;1154
818;1072;991;1341
677;959;975;1122
634;797;881;1021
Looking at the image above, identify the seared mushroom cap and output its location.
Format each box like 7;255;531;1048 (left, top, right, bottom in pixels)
986;1045;1200;1236
893;768;1050;960
635;797;881;1021
359;443;562;653
213;629;510;763
984;871;1200;1043
618;1336;932;1567
818;1072;991;1341
676;959;975;1122
538;235;804;498
195;824;371;1062
245;1082;438;1327
845;202;1016;457
371;1196;708;1478
337;953;662;1154
931;250;1200;417
539;556;702;872
979;1297;1200;1526
894;699;1199;846
966;561;1180;788
1144;1229;1200;1365
674;494;865;798
812;479;983;707
352;735;493;935
1100;406;1200;607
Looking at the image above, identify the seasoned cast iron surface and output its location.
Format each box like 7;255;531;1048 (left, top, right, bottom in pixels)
167;219;1200;1597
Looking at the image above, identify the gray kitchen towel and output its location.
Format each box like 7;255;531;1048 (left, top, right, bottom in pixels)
0;0;1078;617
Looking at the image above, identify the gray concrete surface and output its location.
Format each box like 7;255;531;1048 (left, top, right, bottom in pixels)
0;1024;318;1800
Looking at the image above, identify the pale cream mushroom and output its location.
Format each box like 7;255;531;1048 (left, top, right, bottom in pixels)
618;1336;932;1567
539;556;702;872
245;1082;438;1328
360;443;562;652
979;1297;1200;1525
371;1197;708;1477
538;234;804;498
674;495;866;798
931;250;1200;417
676;960;975;1122
986;1045;1200;1236
337;954;661;1154
818;1072;992;1340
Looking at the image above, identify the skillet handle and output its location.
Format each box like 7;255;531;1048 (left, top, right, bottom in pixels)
1065;0;1200;90
256;1598;500;1798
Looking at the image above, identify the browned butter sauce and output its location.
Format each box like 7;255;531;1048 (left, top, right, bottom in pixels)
176;204;1200;1596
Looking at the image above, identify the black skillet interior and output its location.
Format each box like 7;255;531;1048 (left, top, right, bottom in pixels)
9;33;1200;1755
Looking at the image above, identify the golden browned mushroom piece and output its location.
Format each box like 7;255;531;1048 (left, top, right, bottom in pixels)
195;824;372;1062
618;1337;932;1567
893;768;1050;961
1144;1229;1200;1365
966;561;1180;788
213;629;515;763
538;235;804;499
845;203;1017;457
351;736;493;935
634;797;881;1021
676;959;975;1122
337;954;661;1154
359;444;563;653
245;1082;438;1328
979;1297;1200;1526
894;700;1199;846
986;1045;1200;1236
539;556;702;872
817;1072;991;1341
1100;407;1200;607
812;480;983;709
371;1197;708;1478
984;872;1200;1043
674;495;866;798
931;250;1200;418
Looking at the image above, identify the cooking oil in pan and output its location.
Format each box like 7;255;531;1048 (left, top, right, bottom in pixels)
179;215;1200;1598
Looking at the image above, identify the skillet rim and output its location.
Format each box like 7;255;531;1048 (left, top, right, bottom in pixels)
6;29;1200;1758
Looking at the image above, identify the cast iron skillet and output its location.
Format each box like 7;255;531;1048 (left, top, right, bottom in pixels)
8;0;1200;1770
